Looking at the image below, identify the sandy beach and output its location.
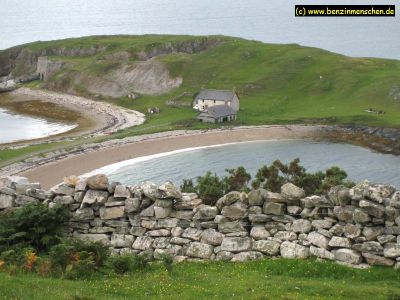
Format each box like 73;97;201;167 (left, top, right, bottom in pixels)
3;88;145;146
17;125;322;189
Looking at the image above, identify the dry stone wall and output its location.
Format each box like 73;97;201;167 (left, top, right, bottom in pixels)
1;174;400;267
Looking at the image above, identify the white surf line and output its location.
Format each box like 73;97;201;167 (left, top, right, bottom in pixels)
81;139;305;178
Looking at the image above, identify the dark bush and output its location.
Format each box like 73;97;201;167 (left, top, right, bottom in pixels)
223;166;251;192
0;204;69;252
196;171;225;205
180;179;197;193
108;254;136;274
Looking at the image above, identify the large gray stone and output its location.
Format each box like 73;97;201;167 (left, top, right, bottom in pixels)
310;246;334;260
274;231;297;241
82;190;109;205
15;195;39;206
383;243;400;258
125;198;141;213
291;219;312;233
329;237;351;248
253;240;280;255
140;204;155;217
359;200;385;218
216;191;241;210
0;194;14;209
200;229;224;246
194;205;219;221
301;196;333;208
132;236;154;250
186;242;214;259
111;234;134;248
360;241;383;254
158;181;182;199
74;233;110;246
263;202;286;215
231;251;264;262
147;229;171;237
218;220;246;233
87;174;109;190
281;183;305;201
182;228;203;241
71;208;94;220
344;224;361;239
175;193;202;210
221;237;252;252
221;201;247;220
333;206;354;222
51;183;75;196
353;209;371;224
248;189;267;206
307;232;330;249
362;253;394;266
114;185;131;198
363;227;384;241
327;185;351;206
154;206;172;219
250;226;270;240
280;241;309;259
334;249;362;264
99;206;125;220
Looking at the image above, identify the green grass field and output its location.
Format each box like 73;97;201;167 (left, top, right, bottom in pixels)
1;259;400;299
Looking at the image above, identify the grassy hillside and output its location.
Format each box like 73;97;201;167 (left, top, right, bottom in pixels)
1;259;400;299
9;34;399;128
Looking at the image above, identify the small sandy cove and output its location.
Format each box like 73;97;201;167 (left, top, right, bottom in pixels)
19;125;322;189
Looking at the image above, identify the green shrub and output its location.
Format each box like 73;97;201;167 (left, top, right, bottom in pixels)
223;166;251;192
108;254;136;274
196;171;225;205
180;179;197;193
0;204;69;252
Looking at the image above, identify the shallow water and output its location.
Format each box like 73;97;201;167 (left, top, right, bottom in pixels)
93;140;400;188
0;107;77;144
0;0;399;59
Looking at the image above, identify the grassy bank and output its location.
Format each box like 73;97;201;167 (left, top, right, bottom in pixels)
1;35;400;166
1;259;400;299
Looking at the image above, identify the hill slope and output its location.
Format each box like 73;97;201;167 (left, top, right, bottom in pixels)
1;35;400;128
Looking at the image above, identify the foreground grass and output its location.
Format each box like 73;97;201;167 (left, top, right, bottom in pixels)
1;259;400;299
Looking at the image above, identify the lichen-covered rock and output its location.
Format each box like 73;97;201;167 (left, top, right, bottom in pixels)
218;220;246;234
221;201;247;220
51;183;75;196
175;193;202;210
194;205;219;221
281;183;305;201
383;243;400;258
200;229;224;246
0;194;14;209
301;196;332;208
344;224;361;239
87;174;109;190
248;189;267;206
307;232;330;249
132;236;154;250
82;190;108;205
291;219;312;233
274;231;297;241
99;206;125;220
280;241;309;259
125;198;141;213
114;185;131;198
182;228;203;241
158;181;182;199
216;191;241;210
221;237;252;252
333;206;354;222
363;227;384;241
111;234;135;248
329;237;351;248
15;195;39;206
186;242;214;259
231;251;264;262
328;185;351;206
252;240;280;255
359;200;385;218
250;226;270;240
360;241;383;254
72;208;94;220
362;253;394;266
334;249;362;264
263;202;286;215
310;246;334;260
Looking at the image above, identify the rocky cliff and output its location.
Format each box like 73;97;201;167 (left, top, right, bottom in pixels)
1;174;400;267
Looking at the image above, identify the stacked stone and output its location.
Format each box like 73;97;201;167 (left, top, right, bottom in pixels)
1;174;400;268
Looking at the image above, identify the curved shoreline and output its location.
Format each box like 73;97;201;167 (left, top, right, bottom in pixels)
1;88;145;148
7;125;322;189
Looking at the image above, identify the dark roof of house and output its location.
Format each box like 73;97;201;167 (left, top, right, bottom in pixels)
198;105;237;119
195;89;237;102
